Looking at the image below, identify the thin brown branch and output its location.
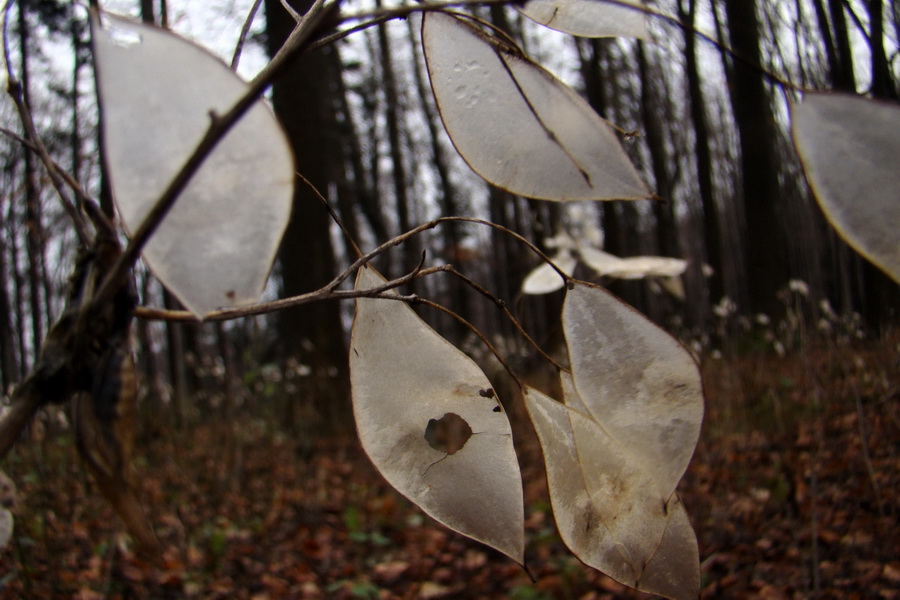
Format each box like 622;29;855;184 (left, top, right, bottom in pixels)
299;171;364;260
134;265;451;322
230;0;265;70
414;296;525;390
133;216;567;322
445;266;566;372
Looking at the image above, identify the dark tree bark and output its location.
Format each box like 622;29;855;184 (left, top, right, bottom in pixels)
373;5;419;291
139;0;153;21
723;0;789;317
405;17;471;341
679;0;725;311
0;196;16;393
828;0;856;91
332;56;390;255
265;0;350;430
813;0;842;85
576;39;623;259
636;43;678;260
17;5;48;357
867;0;898;99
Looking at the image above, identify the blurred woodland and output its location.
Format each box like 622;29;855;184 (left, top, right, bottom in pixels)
0;0;898;597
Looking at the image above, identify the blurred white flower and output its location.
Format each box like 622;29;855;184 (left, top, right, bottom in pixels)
788;279;810;296
712;296;737;318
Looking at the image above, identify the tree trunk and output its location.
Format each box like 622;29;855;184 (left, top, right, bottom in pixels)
636;43;678;259
163;290;188;428
373;6;420;291
812;0;841;85
0;196;16;393
828;0;856;91
679;0;725;314
723;0;789;318
868;0;897;99
18;6;47;358
265;0;350;432
6;199;28;378
405;16;471;341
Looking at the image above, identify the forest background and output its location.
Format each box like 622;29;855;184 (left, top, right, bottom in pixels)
0;0;898;598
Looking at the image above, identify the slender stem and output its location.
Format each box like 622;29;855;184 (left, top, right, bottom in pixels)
445;266;566;372
301;171;364;260
230;0;265;70
134;265;452;322
414;297;525;390
134;216;568;321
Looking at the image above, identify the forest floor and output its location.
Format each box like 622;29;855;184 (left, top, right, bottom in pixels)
0;330;898;600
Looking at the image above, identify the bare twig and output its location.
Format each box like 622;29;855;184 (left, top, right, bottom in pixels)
279;0;303;23
445;266;566;372
132;216;567;323
134;265;452;322
414;296;525;390
231;0;265;70
299;171;364;260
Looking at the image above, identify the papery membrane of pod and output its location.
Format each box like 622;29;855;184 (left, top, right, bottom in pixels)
91;13;293;317
349;267;524;563
422;12;650;202
576;246;626;276
606;256;687;279
563;283;703;497
656;275;686;300
519;0;649;39
791;92;900;283
522;252;577;294
524;386;700;600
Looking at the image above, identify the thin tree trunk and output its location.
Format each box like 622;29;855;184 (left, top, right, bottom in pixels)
679;0;725;312
405;16;470;339
813;0;842;85
0;195;16;393
374;7;419;292
70;16;84;182
723;0;789;318
6;199;27;379
636;43;678;258
140;0;154;22
333;55;391;250
18;5;46;357
136;274;167;433
265;0;350;431
828;0;856;90
163;290;188;428
576;39;624;259
868;0;897;99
